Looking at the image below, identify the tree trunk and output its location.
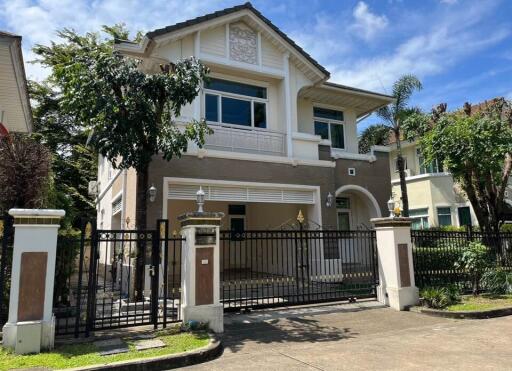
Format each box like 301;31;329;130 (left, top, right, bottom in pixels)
134;165;149;301
395;131;410;217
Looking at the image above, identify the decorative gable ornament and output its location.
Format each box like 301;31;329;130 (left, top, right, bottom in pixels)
229;23;257;65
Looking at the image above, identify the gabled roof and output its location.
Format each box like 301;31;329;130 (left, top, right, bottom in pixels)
116;2;329;78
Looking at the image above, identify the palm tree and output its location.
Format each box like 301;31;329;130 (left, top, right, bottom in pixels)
377;75;422;217
358;124;390;154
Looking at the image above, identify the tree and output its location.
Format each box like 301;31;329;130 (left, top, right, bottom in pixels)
358;124;390;154
376;75;422;217
455;242;489;295
0;133;51;213
29;81;97;227
404;98;512;233
32;26;211;299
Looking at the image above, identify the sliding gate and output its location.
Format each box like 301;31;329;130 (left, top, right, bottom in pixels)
220;229;378;310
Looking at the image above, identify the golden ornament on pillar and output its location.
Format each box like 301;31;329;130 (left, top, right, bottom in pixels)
393;206;402;217
296;210;305;224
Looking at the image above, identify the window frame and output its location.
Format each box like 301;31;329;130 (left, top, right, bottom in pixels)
313;106;345;150
409;208;429;230
417;149;443;174
204;79;268;130
436;206;452;227
394;156;408;173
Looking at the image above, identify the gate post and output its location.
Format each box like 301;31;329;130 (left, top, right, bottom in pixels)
2;209;65;354
178;211;224;333
371;217;419;310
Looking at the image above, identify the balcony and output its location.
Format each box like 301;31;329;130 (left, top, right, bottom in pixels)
204;123;286;156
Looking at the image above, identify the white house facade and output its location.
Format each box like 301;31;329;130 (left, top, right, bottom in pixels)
97;3;394;235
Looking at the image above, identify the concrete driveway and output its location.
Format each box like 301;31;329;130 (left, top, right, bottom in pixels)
185;300;512;370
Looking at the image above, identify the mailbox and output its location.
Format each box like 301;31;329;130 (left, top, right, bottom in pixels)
195;227;216;245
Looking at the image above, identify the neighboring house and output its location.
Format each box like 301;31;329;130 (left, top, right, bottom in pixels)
0;31;32;133
97;3;394;234
388;99;512;230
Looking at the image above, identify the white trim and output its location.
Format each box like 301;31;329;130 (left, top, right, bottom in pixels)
331;150;376;163
320;83;395;103
334;184;382;218
8;209;66;218
370;145;391;153
257;31;262;66
186;148;335;167
390;172;452;185
283;53;293;157
291;132;322;142
164;177;323;227
199;53;284;78
225;23;230;58
194;31;201;120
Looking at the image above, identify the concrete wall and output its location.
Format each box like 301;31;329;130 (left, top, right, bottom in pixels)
334;151;391;218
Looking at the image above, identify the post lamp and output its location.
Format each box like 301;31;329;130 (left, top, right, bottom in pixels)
148;184;157;203
196;186;205;213
387;196;395;218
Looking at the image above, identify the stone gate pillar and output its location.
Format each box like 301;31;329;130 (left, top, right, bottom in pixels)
178;211;224;333
2;209;65;354
371;217;419;310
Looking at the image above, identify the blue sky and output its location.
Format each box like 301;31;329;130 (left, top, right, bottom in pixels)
1;0;511;131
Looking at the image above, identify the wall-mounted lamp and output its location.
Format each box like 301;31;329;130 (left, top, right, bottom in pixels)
326;192;334;208
148;184;157;203
196;186;205;213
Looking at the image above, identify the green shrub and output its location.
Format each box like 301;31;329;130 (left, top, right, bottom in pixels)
500;224;512;233
480;269;512;295
455;242;490;295
420;286;460;309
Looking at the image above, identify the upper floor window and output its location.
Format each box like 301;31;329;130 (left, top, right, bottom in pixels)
204;78;267;129
313;107;345;149
417;149;443;174
410;208;429;230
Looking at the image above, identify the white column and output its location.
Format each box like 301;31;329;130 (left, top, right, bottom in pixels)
283;52;293;158
3;209;65;354
371;217;419;310
179;211;224;333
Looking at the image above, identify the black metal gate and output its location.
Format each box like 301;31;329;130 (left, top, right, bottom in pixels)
54;220;183;337
220;229;378;311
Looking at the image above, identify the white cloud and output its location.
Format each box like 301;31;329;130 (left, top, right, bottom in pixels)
350;2;388;41
329;1;510;92
440;0;458;4
0;0;232;80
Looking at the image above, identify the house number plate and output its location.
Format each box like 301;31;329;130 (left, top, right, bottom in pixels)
201;259;209;265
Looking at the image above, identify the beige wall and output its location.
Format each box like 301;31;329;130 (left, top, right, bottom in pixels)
166;199;307;233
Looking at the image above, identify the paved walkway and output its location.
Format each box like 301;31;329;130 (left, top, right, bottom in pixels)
185;300;512;370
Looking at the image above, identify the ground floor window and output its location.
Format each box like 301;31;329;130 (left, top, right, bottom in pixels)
410;208;429;230
437;207;452;226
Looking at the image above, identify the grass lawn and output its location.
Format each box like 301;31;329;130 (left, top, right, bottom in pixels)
0;329;209;370
446;294;512;312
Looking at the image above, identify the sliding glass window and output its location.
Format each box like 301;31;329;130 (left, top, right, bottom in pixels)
313;107;345;149
204;78;267;129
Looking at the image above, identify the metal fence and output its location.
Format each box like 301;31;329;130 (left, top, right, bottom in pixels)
412;229;512;290
220;229;378;311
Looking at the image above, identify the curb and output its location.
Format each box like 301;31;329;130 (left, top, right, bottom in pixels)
410;305;512;319
65;334;222;371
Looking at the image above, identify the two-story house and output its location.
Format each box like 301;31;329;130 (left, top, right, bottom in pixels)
97;3;394;235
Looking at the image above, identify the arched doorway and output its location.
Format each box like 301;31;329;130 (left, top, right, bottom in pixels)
335;185;382;230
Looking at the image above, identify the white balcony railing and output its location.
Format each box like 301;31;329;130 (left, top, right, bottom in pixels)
204;124;286;156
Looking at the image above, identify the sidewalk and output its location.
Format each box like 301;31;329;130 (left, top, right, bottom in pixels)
185;300;512;370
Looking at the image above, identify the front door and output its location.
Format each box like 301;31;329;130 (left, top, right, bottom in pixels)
337;211;351;231
458;207;472;227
